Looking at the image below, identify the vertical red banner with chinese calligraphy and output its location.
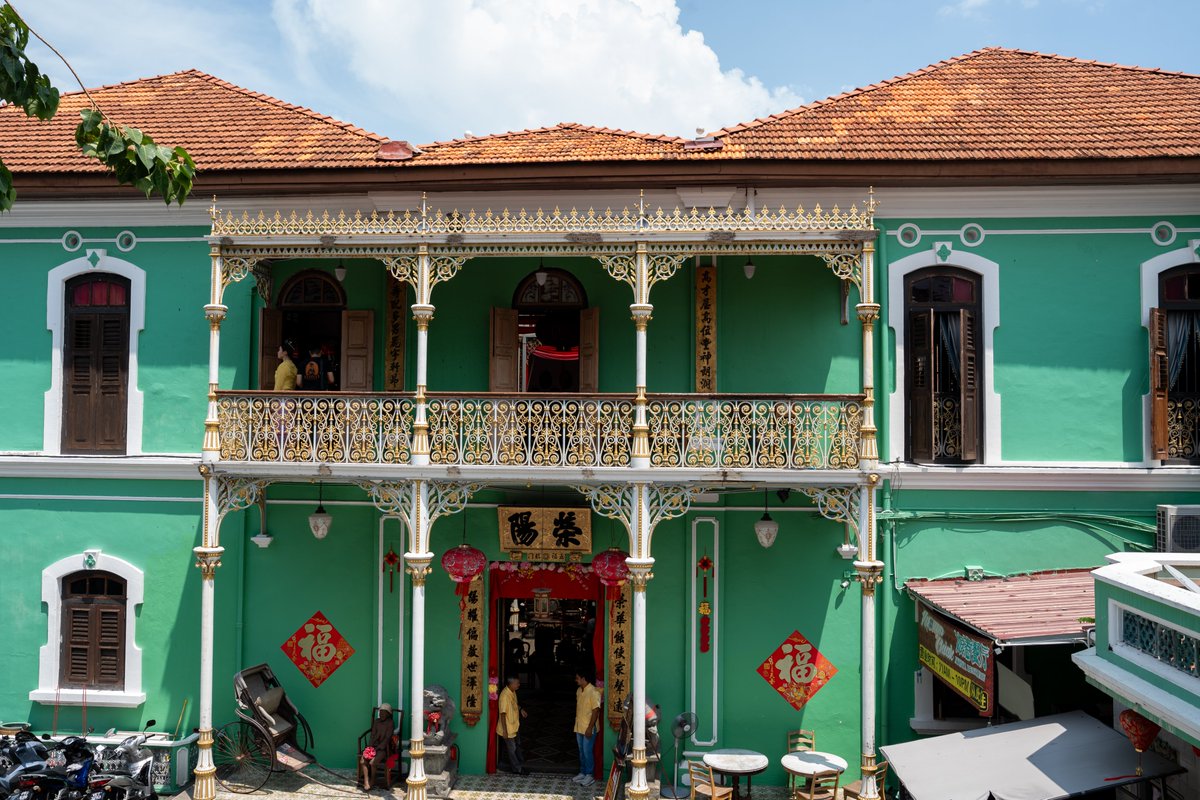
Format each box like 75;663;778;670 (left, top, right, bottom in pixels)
695;262;717;392
606;582;632;730
460;575;485;725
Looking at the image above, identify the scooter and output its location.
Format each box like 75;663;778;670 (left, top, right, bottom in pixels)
7;735;94;800
89;721;157;800
0;732;52;800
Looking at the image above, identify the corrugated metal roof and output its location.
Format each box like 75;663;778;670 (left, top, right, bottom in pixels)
906;569;1096;645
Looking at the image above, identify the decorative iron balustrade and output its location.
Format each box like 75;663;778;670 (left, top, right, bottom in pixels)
933;394;962;461
1168;396;1200;461
646;396;862;470
210;199;875;238
216;392;864;469
1121;608;1199;680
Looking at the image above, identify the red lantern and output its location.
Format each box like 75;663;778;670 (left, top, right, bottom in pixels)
441;544;486;597
1119;708;1161;775
592;548;630;601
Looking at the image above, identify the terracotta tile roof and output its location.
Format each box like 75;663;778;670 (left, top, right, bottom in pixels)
412;122;688;165
0;70;403;173
906;569;1096;645
710;48;1200;161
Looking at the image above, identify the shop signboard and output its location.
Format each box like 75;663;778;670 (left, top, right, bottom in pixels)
916;601;995;716
497;506;591;560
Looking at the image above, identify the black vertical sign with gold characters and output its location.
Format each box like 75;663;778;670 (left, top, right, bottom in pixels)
460;575;484;726
606;583;632;729
695;263;717;392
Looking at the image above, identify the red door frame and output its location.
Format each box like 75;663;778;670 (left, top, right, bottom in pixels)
486;564;605;776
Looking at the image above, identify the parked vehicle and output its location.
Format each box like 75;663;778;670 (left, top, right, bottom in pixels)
0;732;51;799
90;722;157;800
6;735;94;800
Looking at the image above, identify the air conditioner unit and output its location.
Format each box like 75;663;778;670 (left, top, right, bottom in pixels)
1156;505;1200;553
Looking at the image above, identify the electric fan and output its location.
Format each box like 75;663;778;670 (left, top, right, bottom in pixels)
659;711;698;798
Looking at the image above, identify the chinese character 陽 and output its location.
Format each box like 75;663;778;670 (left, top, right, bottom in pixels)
507;511;539;546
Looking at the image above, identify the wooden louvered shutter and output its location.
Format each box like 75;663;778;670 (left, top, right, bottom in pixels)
62;310;128;453
489;307;519;392
62;604;94;686
1150;307;1170;460
959;308;980;463
95;606;125;687
579;307;599;393
259;308;283;390
341;310;375;391
96;315;129;449
908;310;935;462
63;314;97;452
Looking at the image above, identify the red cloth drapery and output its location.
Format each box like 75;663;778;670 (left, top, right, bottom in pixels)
485;563;605;775
531;345;579;362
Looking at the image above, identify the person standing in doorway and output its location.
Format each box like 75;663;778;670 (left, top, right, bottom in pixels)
572;670;602;786
274;340;300;390
300;344;335;390
497;676;528;775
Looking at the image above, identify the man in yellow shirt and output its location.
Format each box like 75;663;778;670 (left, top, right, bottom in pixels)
497;676;527;775
572;670;602;786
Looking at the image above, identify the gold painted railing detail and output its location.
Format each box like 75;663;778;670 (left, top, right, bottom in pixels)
646;396;863;470
216;392;864;469
1168;396;1200;461
427;396;634;467
217;394;415;464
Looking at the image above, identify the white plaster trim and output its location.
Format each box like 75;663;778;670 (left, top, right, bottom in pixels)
31;550;145;707
43;254;146;455
1073;648;1200;744
1139;242;1200;463
1;237;204;246
0;454;197;479
1107;597;1200;697
0;200;211;228
689;516;719;747
1095;553;1200;618
887;248;1002;464
887;462;1200;491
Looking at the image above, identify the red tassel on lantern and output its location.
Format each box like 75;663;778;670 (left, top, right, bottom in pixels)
442;544;487;596
1119;708;1161;775
592;547;630;601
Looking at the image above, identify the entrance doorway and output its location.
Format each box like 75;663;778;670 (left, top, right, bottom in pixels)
487;565;604;776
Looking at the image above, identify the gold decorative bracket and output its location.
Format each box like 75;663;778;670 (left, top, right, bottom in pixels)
355;479;481;542
796;485;860;542
383;249;465;305
597;247;685;305
577;483;700;559
215;476;270;524
427;480;483;523
819;252;862;291
219;257;270;304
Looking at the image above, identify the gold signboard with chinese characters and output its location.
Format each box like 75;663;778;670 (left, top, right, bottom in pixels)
497;507;592;560
695;262;717;392
606;583;632;729
460;575;485;726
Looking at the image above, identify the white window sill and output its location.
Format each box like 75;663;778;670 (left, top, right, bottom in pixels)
29;689;146;708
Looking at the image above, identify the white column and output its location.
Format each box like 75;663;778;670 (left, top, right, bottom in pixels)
854;477;883;799
631;244;652;468
193;468;223;800
405;480;433;800
202;246;227;457
626;483;653;799
412;248;433;466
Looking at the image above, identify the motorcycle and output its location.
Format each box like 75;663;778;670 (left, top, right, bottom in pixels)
7;735;94;800
0;732;51;799
89;721;157;800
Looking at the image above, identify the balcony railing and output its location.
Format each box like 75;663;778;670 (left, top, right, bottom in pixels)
216;392;863;470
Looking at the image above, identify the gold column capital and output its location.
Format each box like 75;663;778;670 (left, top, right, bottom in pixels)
194;546;224;579
855;561;884;596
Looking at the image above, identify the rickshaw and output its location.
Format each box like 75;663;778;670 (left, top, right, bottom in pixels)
213;664;315;793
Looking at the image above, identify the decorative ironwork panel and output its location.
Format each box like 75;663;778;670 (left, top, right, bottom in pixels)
217;393;415;464
646;397;862;470
1167;397;1199;460
933;394;962;461
427;396;634;467
1121;608;1199;679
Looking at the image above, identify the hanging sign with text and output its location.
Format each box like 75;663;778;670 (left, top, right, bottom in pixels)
916;602;995;716
497;506;592;560
460;576;485;726
694;263;717;392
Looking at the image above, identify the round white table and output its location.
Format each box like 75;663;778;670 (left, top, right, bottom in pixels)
703;749;769;800
780;750;849;777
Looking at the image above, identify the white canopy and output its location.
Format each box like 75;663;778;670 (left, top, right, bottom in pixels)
880;711;1182;800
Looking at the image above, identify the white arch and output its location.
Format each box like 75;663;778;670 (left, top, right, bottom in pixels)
43;251;145;454
1138;241;1200;463
887;244;1002;464
30;550;146;707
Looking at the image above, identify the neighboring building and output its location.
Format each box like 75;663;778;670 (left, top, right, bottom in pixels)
2;48;1199;800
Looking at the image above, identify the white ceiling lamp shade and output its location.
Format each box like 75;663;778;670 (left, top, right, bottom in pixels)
535;258;548;286
308;482;332;540
743;257;756;280
334;262;347;282
754;489;778;548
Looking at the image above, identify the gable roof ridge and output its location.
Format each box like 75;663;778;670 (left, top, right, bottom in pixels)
419;120;685;150
985;46;1200;79
53;69;388;143
710;48;999;138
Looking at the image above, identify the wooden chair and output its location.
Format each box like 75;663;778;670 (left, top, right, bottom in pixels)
785;730;816;797
686;760;733;800
356;706;404;790
842;760;888;800
797;770;839;800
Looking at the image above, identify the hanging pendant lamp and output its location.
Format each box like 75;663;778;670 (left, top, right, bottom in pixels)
309;482;332;539
754;488;778;548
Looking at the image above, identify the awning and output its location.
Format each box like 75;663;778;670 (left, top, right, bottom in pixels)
906;569;1095;647
881;711;1184;800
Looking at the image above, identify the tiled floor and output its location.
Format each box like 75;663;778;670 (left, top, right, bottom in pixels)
211;767;797;800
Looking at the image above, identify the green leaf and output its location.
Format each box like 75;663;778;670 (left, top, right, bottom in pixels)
135;142;156;170
0;157;14;212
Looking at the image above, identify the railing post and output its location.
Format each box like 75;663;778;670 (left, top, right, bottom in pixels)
631;243;652;468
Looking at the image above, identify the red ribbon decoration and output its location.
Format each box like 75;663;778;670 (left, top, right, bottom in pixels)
382;546;401;593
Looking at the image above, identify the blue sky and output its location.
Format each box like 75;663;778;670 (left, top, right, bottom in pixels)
20;0;1199;146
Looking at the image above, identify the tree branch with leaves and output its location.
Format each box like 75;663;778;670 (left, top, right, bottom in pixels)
0;1;195;211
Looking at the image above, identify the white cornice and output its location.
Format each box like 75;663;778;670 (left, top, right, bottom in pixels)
887;463;1200;492
0;453;199;480
0;200;212;228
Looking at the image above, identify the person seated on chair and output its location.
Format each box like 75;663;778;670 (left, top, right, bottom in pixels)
358;704;395;791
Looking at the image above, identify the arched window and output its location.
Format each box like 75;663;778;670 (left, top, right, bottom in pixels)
1150;265;1200;462
905;268;982;463
60;570;127;689
62;273;130;453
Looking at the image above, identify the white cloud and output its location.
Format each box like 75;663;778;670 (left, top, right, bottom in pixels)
271;0;802;143
938;0;994;17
